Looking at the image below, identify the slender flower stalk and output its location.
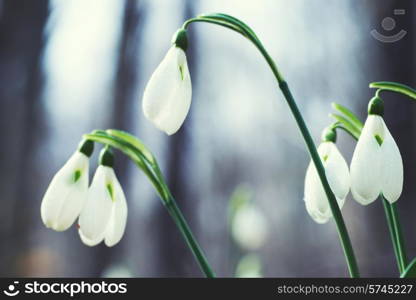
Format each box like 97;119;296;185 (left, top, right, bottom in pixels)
166;13;360;277
389;202;408;273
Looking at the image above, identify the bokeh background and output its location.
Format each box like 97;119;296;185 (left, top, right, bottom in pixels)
0;0;415;277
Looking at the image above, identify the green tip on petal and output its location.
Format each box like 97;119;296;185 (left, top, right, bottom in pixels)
78;140;94;157
106;183;115;201
375;134;383;146
73;169;82;183
171;28;188;51
368;96;384;116
99;147;114;167
321;126;337;143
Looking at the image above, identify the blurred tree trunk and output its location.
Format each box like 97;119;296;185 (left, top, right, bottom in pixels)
0;0;49;276
89;0;144;277
155;0;201;276
363;0;415;276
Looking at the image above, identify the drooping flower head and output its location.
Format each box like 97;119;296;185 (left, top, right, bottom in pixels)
304;127;350;224
142;28;192;135
350;96;403;205
41;140;94;231
78;147;128;247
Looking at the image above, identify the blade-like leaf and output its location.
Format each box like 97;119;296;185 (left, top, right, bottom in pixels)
106;129;155;164
331;102;363;129
330;113;361;139
370;81;416;100
400;257;416;278
84;132;164;191
333;123;359;141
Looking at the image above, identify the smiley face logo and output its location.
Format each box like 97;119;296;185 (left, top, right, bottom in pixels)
371;9;407;43
3;281;20;297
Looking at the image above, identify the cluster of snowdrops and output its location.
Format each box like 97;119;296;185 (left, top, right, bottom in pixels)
40;13;416;277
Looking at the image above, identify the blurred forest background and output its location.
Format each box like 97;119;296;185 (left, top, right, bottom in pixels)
0;0;415;277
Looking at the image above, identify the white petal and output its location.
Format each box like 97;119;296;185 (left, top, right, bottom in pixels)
104;177;128;247
304;161;332;224
78;229;104;247
78;166;114;242
304;142;348;224
323;142;350;202
380;122;403;203
350;115;383;205
142;46;192;135
40;152;89;231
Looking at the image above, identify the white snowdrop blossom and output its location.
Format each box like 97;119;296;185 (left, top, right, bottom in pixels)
78;164;128;247
142;45;192;135
41;145;91;231
231;204;268;250
350;115;403;205
304;142;350;224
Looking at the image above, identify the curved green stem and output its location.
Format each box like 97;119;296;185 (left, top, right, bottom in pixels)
165;194;215;278
184;15;359;277
85;130;215;278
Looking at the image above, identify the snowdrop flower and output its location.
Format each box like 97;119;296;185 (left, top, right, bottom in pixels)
350;96;403;205
142;29;192;135
40;140;93;231
304;128;350;224
231;204;268;251
78;148;128;247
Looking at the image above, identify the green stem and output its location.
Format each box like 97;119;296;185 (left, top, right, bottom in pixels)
389;201;408;272
165;195;216;278
279;82;360;278
184;15;360;277
382;197;402;273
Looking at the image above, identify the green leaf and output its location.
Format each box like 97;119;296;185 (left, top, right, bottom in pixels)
84;132;168;202
331;102;363;129
106;129;155;164
370;81;416;100
400;258;416;278
330;113;361;140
